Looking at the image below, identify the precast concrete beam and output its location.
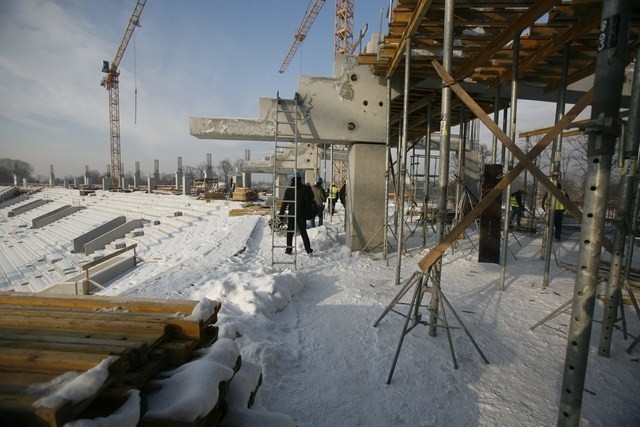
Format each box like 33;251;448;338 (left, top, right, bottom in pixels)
241;143;343;174
190;55;391;145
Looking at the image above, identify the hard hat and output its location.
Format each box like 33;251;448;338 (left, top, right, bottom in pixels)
315;177;323;184
291;171;302;180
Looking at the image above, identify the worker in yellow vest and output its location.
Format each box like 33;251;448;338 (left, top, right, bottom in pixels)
542;182;568;241
509;187;525;227
328;182;339;215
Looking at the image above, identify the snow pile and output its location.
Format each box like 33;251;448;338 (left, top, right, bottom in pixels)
32;357;114;409
144;338;239;422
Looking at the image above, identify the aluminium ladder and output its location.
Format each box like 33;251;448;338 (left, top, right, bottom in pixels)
271;92;302;268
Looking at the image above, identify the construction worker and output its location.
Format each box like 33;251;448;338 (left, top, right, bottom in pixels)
509;187;525;227
542;182;568;241
328;182;339;215
278;172;313;254
339;179;346;206
309;177;327;227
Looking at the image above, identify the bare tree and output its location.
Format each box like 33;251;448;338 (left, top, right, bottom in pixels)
183;165;197;179
217;159;234;189
0;158;34;183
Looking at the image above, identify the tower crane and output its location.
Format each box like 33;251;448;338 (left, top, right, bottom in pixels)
101;0;147;187
334;0;354;54
279;0;354;74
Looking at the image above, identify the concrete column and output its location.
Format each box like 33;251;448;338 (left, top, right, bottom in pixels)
153;159;160;183
22;178;27;188
147;177;154;194
183;175;191;195
63;179;69;188
121;177;128;190
134;161;141;188
176;156;183;189
243;149;251;188
103;177;111;191
346;143;386;252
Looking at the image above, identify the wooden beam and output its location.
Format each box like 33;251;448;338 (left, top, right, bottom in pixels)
81;244;137;271
386;0;434;78
497;10;601;85
0;292;201;315
433;60;593;222
0;306;207;341
417;60;594;272
0;347;122;373
453;0;562;81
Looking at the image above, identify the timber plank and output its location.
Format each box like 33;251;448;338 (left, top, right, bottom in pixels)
0;329;149;350
122;350;168;389
0;340;148;372
157;339;199;366
0;307;205;341
0;370;61;390
0;393;40;418
0;292;199;315
0;327;164;346
0;348;123;374
0;314;167;336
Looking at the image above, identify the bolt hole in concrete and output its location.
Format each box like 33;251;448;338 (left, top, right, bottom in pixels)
348;122;356;131
350;73;358;81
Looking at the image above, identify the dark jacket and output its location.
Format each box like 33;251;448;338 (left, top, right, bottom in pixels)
279;178;313;217
311;184;327;207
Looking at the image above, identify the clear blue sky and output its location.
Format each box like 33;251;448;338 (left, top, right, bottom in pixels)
0;0;389;179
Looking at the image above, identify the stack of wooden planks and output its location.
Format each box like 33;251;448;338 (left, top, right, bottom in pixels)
0;292;230;426
231;188;258;202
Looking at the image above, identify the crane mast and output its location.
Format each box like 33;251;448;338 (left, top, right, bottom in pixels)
335;0;354;54
101;0;147;187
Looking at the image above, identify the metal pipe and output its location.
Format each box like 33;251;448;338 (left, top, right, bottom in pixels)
329;144;334;218
384;79;392;263
558;2;631;424
501;106;508;165
394;37;411;287
523;137;529;221
543;43;570;287
499;32;519;291
624;154;640;282
598;46;640;357
455;108;465;222
424;102;433;246
428;0;454;336
492;84;500;164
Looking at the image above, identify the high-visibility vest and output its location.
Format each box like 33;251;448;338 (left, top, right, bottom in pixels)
330;186;339;199
510;195;519;207
555;190;567;211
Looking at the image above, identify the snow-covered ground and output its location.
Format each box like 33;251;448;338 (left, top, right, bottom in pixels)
3;189;639;426
100;199;639;426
